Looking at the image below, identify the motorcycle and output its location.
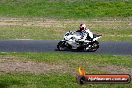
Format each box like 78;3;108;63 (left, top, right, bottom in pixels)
57;31;102;52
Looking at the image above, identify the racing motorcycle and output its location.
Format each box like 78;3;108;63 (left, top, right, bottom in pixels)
57;31;102;52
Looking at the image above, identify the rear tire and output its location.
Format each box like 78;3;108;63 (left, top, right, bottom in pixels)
57;41;66;51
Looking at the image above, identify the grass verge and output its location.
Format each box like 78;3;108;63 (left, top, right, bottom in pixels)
0;73;131;88
0;52;132;88
0;19;131;41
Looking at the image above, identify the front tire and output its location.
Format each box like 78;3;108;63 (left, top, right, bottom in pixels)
88;41;99;52
84;41;99;52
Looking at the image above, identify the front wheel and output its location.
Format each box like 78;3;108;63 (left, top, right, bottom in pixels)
57;41;66;51
84;41;99;52
88;41;99;52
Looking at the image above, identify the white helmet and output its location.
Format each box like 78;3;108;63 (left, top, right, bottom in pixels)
80;24;86;31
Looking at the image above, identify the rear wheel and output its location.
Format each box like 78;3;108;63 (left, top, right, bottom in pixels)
57;41;66;51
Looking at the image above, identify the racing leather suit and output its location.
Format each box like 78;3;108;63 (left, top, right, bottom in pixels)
76;28;93;41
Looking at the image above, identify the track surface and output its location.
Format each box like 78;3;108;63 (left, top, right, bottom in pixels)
0;40;131;55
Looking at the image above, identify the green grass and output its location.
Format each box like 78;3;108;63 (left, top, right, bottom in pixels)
0;52;132;71
2;52;131;67
0;52;132;88
0;0;132;41
0;73;131;88
0;0;132;19
0;0;132;88
0;74;78;88
0;26;62;40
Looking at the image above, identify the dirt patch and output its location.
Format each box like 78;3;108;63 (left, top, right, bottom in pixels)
107;35;132;37
93;64;132;76
66;60;132;76
0;18;132;29
0;58;68;74
0;57;132;76
0;18;64;28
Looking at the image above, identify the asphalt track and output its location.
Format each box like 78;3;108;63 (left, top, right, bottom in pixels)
0;40;131;55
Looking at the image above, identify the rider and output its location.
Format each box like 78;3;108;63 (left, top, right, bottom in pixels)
76;23;93;41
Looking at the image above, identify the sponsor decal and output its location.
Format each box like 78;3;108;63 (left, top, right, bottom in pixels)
77;67;131;84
